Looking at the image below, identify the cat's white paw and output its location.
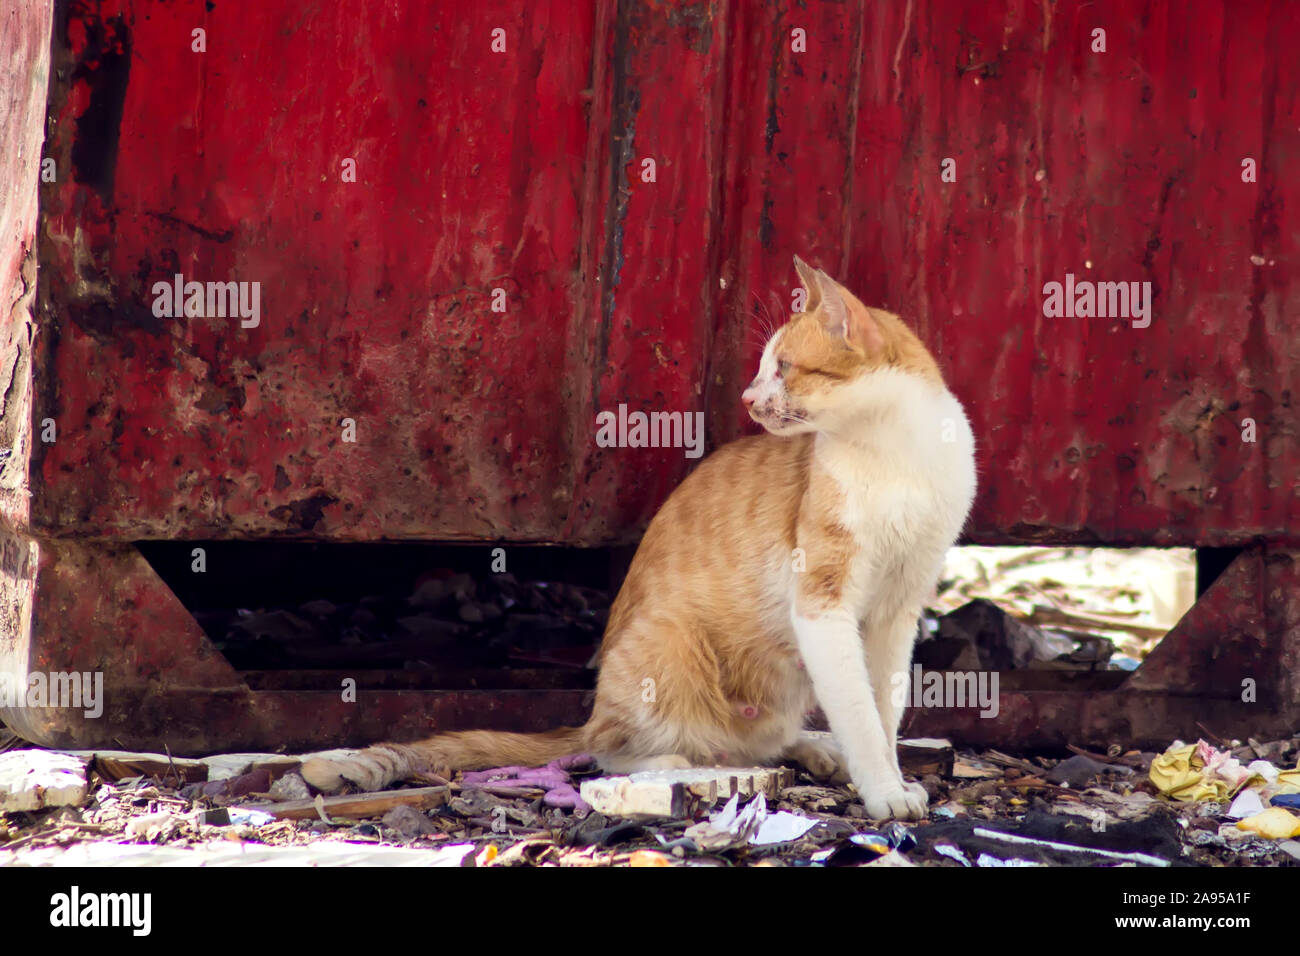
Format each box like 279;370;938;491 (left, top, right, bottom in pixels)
859;781;928;821
902;779;928;802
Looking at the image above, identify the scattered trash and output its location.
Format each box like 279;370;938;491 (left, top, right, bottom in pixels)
1150;740;1256;801
684;793;820;850
1;730;1296;866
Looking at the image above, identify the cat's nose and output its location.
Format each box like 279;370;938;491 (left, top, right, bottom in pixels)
741;388;757;409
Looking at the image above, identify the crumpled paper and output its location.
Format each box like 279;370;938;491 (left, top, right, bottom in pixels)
1148;739;1300;802
683;792;820;850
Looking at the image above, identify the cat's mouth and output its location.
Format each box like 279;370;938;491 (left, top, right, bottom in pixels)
750;405;813;435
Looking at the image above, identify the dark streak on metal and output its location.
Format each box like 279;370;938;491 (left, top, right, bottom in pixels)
65;296;164;344
594;0;638;408
67;7;131;204
758;195;774;251
1244;42;1280;450
838;0;865;276
763;5;782;155
145;211;235;243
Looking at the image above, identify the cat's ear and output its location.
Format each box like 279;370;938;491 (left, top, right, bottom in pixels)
814;269;885;354
793;255;822;313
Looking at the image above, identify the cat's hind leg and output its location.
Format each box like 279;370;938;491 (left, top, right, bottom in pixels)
585;615;735;774
782;731;849;783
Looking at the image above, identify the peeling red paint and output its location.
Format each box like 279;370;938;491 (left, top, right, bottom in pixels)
20;0;1299;547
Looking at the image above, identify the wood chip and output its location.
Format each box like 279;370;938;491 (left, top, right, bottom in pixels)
899;738;955;777
244;785;449;821
952;757;1001;779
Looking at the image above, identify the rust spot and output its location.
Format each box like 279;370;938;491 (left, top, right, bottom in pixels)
269;494;337;531
195;384;246;414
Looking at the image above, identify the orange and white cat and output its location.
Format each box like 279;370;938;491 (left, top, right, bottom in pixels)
302;257;976;820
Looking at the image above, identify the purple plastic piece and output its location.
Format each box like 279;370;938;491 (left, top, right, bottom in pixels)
461;753;597;812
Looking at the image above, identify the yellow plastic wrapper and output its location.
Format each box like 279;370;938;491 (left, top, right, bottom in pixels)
1235;807;1300;840
1149;744;1234;802
1275;763;1300;795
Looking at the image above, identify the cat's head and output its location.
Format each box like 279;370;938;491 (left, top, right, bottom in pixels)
741;256;942;436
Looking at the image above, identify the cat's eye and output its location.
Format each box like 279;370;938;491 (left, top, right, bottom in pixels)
777;359;791;376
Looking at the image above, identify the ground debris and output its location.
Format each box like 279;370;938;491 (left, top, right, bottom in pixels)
1;732;1298;866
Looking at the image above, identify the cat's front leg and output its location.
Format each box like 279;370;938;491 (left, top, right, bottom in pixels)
865;613;928;803
791;606;927;820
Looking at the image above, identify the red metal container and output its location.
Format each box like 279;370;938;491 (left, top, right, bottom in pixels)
1;0;1296;752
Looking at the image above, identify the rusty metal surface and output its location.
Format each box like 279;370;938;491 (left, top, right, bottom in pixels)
8;687;595;755
33;0;602;543
16;0;1296;547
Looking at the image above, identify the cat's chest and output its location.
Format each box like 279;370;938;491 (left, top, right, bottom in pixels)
817;455;959;546
806;438;973;613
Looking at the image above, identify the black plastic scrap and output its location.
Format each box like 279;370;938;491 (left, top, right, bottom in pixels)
914;810;1181;867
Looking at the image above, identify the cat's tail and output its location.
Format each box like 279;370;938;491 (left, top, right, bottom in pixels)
299;726;588;793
